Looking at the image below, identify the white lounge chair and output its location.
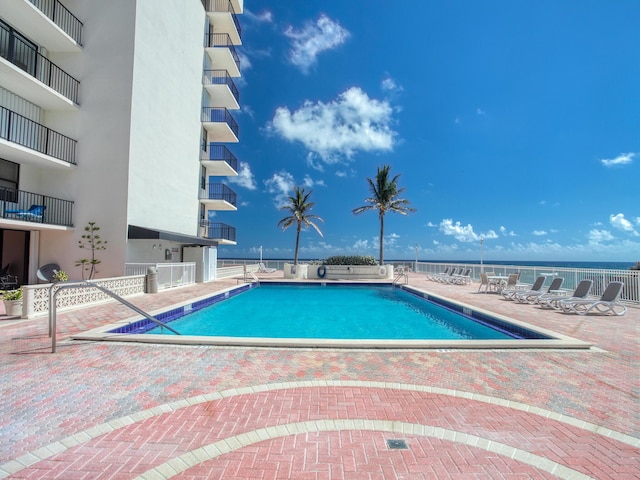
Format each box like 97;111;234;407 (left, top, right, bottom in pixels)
502;276;546;300
257;263;276;273
537;279;593;309
513;277;564;304
559;281;627;316
428;266;450;281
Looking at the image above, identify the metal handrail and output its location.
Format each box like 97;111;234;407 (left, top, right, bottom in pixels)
49;281;180;353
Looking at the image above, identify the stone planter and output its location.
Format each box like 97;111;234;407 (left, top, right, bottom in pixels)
283;264;308;279
3;300;23;317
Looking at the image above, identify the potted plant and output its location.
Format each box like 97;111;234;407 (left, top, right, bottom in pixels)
52;270;69;282
1;287;23;317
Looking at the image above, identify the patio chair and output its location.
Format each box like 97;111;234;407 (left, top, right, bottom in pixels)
502;275;546;300
513;277;564;304
478;273;491;293
0;264;18;289
5;204;46;221
559;281;627;316
537;279;593;309
257;262;276;273
428;266;450;281
449;268;471;285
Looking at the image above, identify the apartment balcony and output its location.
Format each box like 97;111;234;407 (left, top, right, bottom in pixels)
204;33;240;77
204;0;242;45
2;0;83;52
203;70;239;110
0;22;80;109
200;183;237;211
0;105;77;168
0;186;73;228
199;220;236;245
202;107;238;143
200;144;238;176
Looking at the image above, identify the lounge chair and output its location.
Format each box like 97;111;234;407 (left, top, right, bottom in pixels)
559;281;627;316
449;268;471;285
502;275;546;300
257;263;276;273
428;266;451;281
6;204;46;221
513;277;564;304
537;279;593;309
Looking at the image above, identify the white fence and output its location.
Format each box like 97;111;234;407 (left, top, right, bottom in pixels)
125;263;196;289
409;262;640;304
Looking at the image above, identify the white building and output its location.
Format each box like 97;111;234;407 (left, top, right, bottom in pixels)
0;0;243;285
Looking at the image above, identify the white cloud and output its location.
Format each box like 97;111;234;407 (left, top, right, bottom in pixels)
439;219;498;243
227;161;257;190
302;175;325;188
610;213;639;235
244;9;273;23
499;226;516;236
532;230;547;236
284;14;349;73
268;87;396;163
476;108;486;115
264;170;295;208
426;222;438;228
600;152;635;167
588;229;615;244
381;77;403;93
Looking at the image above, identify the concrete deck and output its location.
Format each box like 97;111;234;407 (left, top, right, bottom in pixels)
0;272;638;479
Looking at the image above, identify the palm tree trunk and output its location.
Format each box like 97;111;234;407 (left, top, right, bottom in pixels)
294;222;301;265
379;212;384;265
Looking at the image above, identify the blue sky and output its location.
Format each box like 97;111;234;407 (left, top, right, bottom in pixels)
215;1;639;262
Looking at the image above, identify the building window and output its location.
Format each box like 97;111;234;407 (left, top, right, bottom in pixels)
0;158;19;203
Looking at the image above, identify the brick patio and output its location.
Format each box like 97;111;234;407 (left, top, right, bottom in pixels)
0;273;638;479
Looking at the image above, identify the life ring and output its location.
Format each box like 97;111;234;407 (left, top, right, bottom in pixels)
379;266;387;276
317;265;327;278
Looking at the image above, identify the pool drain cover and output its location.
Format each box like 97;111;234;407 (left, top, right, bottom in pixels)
387;439;408;449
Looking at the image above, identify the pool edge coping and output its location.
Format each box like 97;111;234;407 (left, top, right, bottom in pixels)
70;281;593;350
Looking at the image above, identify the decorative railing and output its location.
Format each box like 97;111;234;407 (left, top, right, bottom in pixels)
204;32;240;71
200;144;239;172
0;22;80;104
200;221;236;242
22;275;145;318
201;107;239;138
203;69;239;104
0;187;73;226
201;182;237;206
28;0;84;46
202;0;241;41
0;105;77;164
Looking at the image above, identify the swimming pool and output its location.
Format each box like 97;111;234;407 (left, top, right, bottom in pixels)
75;283;590;349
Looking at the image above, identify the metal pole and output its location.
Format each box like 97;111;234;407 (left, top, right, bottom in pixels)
415;244;419;272
259;245;262;263
480;237;484;273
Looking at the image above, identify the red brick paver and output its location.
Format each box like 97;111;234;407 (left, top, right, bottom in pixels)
0;273;638;479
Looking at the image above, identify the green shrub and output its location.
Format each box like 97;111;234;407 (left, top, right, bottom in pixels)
323;255;377;266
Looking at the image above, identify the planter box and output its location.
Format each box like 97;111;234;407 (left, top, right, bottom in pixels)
283;264;309;279
307;265;393;280
3;300;23;317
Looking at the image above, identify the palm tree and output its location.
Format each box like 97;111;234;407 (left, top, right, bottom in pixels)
352;165;415;265
278;186;324;265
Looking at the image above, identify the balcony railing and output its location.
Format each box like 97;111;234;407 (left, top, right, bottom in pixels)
203;69;239;105
203;0;241;41
202;107;239;138
200;221;236;242
204;32;240;71
0;186;73;226
0;106;77;165
201;183;237;206
201;144;239;172
0;22;80;104
29;0;84;46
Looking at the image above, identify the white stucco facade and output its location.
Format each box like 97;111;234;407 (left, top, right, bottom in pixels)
0;0;243;284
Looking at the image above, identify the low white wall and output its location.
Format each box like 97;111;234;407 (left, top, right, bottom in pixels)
301;264;394;280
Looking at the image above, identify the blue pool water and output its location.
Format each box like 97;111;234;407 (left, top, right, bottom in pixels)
140;285;540;341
